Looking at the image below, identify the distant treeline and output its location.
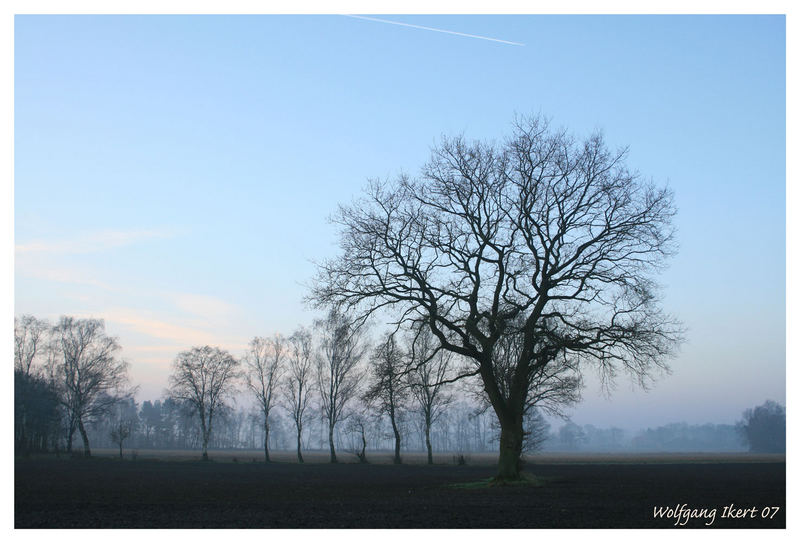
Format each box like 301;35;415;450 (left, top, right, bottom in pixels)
539;421;746;453
71;401;750;454
15;312;783;458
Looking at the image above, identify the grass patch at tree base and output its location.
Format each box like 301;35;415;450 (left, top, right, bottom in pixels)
449;472;547;489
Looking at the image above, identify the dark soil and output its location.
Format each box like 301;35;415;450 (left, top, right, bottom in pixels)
15;456;785;528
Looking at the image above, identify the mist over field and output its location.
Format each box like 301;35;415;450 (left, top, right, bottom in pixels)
13;12;786;530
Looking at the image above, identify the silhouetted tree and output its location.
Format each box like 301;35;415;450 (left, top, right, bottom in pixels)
522;408;550;452
364;332;409;464
15;315;49;375
315;309;366;463
14;369;60;454
737;400;785;453
345;402;372;463
139;400;162;447
14;315;53;455
310;115;682;479
243;335;285;462
558;421;587;451
284;326;314;463
110;397;139;459
408;327;454;464
51;317;131;457
168;346;240;460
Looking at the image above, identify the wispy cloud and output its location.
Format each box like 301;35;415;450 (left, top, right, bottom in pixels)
15;258;116;290
16;228;176;255
98;310;220;347
344;15;525;47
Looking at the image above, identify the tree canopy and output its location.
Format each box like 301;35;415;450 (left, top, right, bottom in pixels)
311;115;683;479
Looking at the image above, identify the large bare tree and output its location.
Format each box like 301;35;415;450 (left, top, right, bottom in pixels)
364;332;408;464
168;345;239;461
314;309;366;463
52;316;130;456
243;335;285;462
310;115;682;480
284;326;314;463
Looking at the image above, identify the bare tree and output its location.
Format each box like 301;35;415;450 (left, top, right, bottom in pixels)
284;326;314;463
109;396;139;459
15;315;53;455
15;315;50;376
168;346;239;461
522;407;550;453
310;115;682;479
345;400;373;463
485;314;583;415
51;317;130;457
364;332;408;464
243;335;285;462
408;327;454;464
315;308;366;463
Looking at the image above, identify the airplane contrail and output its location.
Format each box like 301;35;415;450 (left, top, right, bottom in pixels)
343;15;525;47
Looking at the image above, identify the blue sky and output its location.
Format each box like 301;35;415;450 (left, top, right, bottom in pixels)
14;15;785;429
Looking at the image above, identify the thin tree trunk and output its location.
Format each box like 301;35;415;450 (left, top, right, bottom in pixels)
77;418;91;457
425;412;433;465
359;428;367;463
390;411;401;464
296;425;304;463
201;434;209;460
67;422;75;454
201;414;210;461
119;440;123;459
264;419;271;463
328;420;337;463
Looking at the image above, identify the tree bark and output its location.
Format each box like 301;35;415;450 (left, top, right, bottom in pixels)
296;427;304;463
359;429;367;463
201;413;211;461
390;411;401;464
425;412;433;465
67;422;75;454
264;420;271;463
497;416;524;480
77;418;91;457
328;421;337;463
201;431;210;461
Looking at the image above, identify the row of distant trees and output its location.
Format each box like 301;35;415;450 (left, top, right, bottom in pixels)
14;311;558;462
79;407;770;455
15;313;784;460
163;309;470;463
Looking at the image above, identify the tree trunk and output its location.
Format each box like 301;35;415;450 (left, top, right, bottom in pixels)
119;440;123;459
359;429;367;463
390;412;401;464
201;431;210;461
296;426;304;463
425;412;433;465
328;421;337;463
497;416;524;480
77;418;91;457
201;414;210;461
264;420;271;463
20;404;29;457
67;422;75;454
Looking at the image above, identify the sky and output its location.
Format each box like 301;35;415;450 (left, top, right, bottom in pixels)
13;14;785;431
